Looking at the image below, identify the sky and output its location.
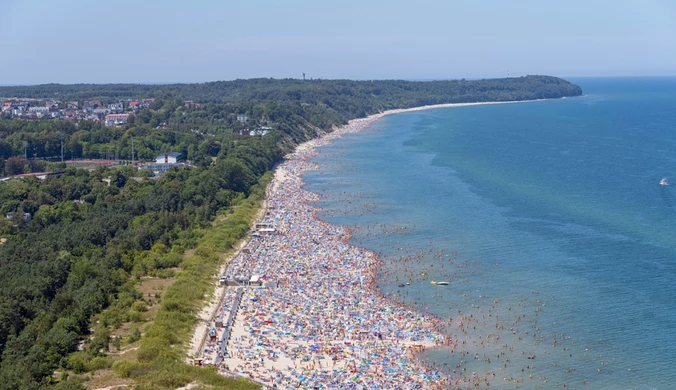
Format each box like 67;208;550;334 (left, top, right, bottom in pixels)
1;0;675;84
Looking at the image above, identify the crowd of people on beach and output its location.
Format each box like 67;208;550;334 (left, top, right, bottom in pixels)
198;117;458;389
194;112;605;389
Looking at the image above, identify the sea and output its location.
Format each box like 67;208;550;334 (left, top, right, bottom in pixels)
303;77;676;389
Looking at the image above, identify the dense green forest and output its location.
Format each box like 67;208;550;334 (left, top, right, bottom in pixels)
0;137;279;389
0;76;582;389
0;76;582;102
0;75;581;118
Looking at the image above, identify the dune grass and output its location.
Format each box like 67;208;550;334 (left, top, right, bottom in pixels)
109;174;271;390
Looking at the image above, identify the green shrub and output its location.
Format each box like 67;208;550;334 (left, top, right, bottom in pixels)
53;376;86;390
127;310;144;323
67;352;89;374
127;327;141;344
112;336;121;351
87;356;112;371
131;301;148;312
111;360;149;378
150;268;176;278
137;337;171;362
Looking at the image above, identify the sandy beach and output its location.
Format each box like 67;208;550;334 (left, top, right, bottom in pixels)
193;100;541;388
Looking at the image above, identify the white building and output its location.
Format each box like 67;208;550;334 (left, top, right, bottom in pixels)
28;106;50;115
108;102;124;112
105;113;130;126
155;152;183;164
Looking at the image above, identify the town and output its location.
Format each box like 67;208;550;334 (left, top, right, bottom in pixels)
1;97;156;126
1;97;271;135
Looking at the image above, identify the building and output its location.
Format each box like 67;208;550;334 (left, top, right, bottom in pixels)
28;106;50;115
105;113;130;126
139;162;187;176
5;212;32;222
236;114;249;123
0;171;65;182
137;152;187;176
46;101;59;111
139;98;155;108
108;102;124;112
155;152;183;164
83;100;102;109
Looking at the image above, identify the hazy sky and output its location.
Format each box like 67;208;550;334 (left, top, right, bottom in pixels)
1;0;675;84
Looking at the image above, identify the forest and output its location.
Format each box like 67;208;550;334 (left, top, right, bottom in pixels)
0;75;582;118
0;136;279;389
0;76;582;389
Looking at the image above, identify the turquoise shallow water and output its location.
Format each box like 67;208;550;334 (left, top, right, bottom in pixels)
303;77;676;389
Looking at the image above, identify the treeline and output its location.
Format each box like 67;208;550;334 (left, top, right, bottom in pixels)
0;75;582;116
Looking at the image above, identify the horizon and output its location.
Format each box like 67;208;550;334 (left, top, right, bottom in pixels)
2;0;675;85
1;75;676;88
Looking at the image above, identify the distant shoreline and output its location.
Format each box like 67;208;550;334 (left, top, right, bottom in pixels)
370;97;553;120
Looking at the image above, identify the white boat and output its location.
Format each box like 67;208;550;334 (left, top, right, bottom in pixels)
660;178;669;186
436;281;449;286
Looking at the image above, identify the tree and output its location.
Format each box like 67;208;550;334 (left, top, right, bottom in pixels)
4;157;26;176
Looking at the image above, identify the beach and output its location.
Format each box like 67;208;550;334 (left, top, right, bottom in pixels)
194;101;543;388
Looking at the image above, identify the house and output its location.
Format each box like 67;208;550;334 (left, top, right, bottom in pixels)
83;100;102;111
108;102;124;112
28;106;50;116
236;114;249;123
129;100;138;109
105;113;130;126
139;163;182;176
93;107;110;116
139;98;155;108
46;101;59;111
62;109;77;120
155;152;183;164
249;128;269;136
5;212;32;222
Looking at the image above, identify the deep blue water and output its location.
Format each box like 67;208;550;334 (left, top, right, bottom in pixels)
304;77;676;389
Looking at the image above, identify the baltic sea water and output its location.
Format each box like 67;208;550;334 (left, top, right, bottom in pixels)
303;77;676;389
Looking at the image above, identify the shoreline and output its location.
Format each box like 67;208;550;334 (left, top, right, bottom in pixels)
360;98;550;121
195;98;554;388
